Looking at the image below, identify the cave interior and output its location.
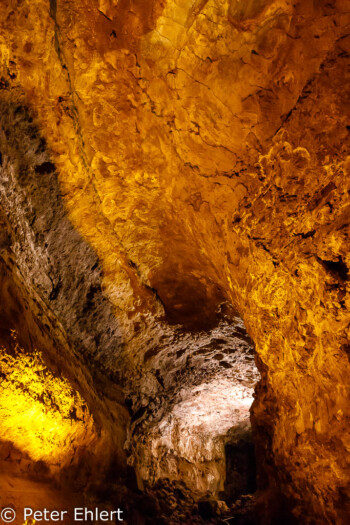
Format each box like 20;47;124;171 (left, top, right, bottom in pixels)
0;1;350;524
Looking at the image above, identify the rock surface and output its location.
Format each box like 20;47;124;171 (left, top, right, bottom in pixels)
0;102;258;505
0;0;349;523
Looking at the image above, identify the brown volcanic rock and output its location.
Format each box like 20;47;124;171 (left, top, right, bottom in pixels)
0;0;349;524
239;42;350;523
0;97;258;513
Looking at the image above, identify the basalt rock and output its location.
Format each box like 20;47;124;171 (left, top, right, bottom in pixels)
0;1;349;524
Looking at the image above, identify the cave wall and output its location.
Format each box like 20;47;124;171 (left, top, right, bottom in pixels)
236;42;350;522
0;0;350;523
0;83;258;512
0;249;130;521
0;112;130;518
0;93;259;511
129;325;258;496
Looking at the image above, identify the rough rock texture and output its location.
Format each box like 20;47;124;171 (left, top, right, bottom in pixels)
0;101;258;506
0;109;130;521
0;0;350;523
129;325;258;495
0;251;130;523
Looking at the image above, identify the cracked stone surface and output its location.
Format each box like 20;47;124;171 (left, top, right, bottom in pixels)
0;0;350;523
0;50;258;525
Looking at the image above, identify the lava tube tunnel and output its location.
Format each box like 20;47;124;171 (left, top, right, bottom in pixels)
0;1;349;524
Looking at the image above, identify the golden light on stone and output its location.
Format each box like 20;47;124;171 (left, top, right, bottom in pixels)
0;0;349;523
0;332;94;466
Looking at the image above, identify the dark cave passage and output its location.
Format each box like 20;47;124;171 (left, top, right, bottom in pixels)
126;320;260;524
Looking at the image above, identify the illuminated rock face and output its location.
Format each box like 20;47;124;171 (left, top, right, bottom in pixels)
0;107;129;516
0;103;257;509
0;333;94;467
128;320;259;497
0;248;130;522
0;0;350;523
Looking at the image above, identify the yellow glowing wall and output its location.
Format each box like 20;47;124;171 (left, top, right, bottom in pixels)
0;332;94;466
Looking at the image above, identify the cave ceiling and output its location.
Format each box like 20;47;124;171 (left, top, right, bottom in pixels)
0;0;350;523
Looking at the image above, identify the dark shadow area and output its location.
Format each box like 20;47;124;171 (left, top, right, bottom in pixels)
0;101;124;376
223;438;256;505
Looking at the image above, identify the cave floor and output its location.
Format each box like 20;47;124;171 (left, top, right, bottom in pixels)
122;478;258;525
